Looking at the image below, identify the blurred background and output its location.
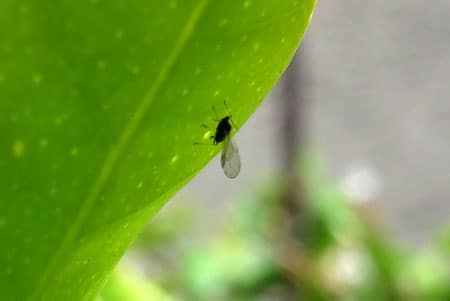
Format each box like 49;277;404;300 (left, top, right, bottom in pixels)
110;1;450;300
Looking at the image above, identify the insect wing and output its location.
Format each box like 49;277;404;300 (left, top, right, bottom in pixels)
220;136;241;178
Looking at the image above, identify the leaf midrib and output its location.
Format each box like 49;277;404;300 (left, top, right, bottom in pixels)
28;1;211;299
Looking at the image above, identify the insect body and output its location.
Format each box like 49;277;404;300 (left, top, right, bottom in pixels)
213;116;232;144
213;116;241;178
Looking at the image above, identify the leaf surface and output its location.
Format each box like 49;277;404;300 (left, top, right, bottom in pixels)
0;0;315;299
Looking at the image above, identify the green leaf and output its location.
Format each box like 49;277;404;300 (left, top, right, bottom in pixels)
0;0;315;300
99;267;173;301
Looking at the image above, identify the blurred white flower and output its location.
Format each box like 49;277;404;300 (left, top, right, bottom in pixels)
321;246;374;295
340;164;382;204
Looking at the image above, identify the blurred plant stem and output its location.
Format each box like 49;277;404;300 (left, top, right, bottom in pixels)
276;47;310;300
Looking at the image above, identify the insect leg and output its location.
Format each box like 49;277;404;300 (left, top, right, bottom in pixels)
211;104;218;117
193;141;212;146
223;99;230;110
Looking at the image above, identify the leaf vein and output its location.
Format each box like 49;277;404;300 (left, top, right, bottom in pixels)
28;1;210;299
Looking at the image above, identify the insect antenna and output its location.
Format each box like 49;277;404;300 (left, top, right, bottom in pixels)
223;99;237;128
193;141;213;146
209;105;221;122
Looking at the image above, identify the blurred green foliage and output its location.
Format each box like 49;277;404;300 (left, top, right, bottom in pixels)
0;0;315;299
127;155;450;301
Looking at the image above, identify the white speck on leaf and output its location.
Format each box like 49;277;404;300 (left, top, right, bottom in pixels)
49;187;57;196
170;155;179;165
203;131;212;140
115;30;124;40
218;18;229;26
97;60;106;70
24;208;32;217
130;65;140;75
55;113;69;126
12;140;25;158
32;73;42;85
70;147;79;157
169;0;177;8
